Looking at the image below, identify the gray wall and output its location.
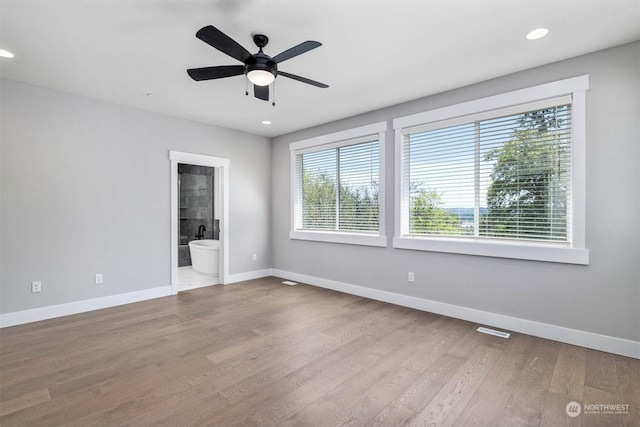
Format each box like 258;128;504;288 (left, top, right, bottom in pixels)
271;42;640;342
1;79;271;314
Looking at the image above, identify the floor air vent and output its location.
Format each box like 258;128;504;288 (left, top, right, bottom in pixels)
282;280;298;286
477;327;510;338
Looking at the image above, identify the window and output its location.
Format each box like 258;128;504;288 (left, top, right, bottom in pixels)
290;122;386;247
393;76;589;264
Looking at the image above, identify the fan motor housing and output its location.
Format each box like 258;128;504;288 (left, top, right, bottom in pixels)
245;52;277;79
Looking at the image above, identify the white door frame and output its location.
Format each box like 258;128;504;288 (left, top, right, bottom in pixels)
169;150;230;295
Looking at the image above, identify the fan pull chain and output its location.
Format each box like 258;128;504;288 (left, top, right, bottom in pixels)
245;78;248;96
272;82;276;107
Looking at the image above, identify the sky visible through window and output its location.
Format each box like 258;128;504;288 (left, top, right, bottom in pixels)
302;141;379;198
409;122;478;209
407;110;569;209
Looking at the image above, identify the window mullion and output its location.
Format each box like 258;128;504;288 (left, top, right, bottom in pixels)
297;154;303;230
335;147;340;231
403;136;410;236
474;121;480;237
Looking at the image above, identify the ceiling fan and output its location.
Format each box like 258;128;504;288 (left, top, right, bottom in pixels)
187;25;328;104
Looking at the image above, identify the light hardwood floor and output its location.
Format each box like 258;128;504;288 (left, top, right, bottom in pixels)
1;277;638;426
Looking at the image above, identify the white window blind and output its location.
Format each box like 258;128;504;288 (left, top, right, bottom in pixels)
295;136;380;233
401;98;572;244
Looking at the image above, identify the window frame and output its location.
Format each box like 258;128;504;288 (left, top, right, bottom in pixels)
290;121;387;247
393;76;589;264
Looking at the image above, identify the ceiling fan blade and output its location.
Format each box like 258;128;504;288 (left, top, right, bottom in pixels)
278;71;328;88
187;65;245;81
196;25;253;64
254;85;269;101
272;41;322;64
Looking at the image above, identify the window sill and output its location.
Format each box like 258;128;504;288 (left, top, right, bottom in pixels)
393;236;589;265
290;230;387;247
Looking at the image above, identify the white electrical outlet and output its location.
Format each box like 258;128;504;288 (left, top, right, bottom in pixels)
252;253;257;261
31;281;42;293
95;273;103;284
408;272;415;282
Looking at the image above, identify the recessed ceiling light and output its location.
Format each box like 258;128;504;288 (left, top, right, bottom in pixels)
526;28;549;40
262;120;272;125
0;49;15;58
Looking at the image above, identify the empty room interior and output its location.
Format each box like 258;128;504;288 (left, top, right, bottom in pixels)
1;1;639;426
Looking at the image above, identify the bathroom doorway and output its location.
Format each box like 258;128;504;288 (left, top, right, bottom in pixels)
169;151;229;295
177;164;219;290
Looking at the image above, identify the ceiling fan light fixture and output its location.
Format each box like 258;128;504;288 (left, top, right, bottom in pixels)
247;69;275;86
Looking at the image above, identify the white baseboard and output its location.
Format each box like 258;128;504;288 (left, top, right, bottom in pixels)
271;269;639;359
0;286;172;328
0;269;274;328
225;268;273;285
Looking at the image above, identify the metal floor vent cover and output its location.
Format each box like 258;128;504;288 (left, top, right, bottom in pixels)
282;280;298;286
477;326;511;338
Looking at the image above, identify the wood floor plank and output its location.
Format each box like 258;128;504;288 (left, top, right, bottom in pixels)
496;338;562;426
537;343;589;426
0;364;163;427
1;350;140;402
43;354;218;427
410;345;502;426
401;316;473;374
0;388;50;417
219;304;419;405
581;385;624;427
244;327;418;426
367;403;417;427
585;349;620;395
250;287;362;336
203;299;383;365
245;363;365;427
615;355;640;427
104;384;229;427
274;324;424;426
186;330;336;394
453;332;541;426
0;277;634;427
539;391;582;427
169;312;418;427
549;343;587;400
369;352;465;425
323;318;449;426
446;323;510;357
328;366;418;426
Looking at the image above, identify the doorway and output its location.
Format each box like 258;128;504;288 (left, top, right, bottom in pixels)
170;151;229;295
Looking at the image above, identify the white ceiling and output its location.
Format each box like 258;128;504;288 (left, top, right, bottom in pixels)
1;0;638;138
